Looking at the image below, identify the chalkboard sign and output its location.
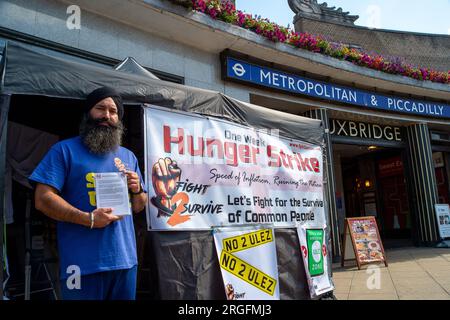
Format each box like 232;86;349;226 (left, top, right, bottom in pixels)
341;217;388;269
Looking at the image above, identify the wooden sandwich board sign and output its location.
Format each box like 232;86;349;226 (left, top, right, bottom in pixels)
341;217;388;270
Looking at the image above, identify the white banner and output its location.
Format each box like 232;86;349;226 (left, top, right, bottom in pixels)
435;204;450;239
144;106;325;230
213;227;280;300
296;226;334;299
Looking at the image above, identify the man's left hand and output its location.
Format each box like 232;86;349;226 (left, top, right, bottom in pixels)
124;170;147;213
126;171;141;193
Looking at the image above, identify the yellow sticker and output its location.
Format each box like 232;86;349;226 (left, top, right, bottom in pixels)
220;250;277;296
222;229;273;254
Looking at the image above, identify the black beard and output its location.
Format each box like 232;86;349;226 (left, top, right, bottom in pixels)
79;114;124;154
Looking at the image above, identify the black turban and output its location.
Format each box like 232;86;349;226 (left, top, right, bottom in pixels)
85;86;124;120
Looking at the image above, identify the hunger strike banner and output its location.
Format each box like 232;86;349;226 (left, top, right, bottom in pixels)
144;106;325;230
213;227;280;300
296;226;334;298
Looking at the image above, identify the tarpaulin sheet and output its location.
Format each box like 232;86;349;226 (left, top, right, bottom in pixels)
150;229;309;300
2;42;324;145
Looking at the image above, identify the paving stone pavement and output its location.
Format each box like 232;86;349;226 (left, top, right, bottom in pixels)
332;247;450;300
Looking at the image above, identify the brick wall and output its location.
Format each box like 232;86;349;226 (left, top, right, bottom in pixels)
295;17;450;72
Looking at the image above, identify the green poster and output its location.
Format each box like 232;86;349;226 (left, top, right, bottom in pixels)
306;229;324;276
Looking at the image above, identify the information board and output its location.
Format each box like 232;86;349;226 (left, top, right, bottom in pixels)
435;204;450;239
341;217;388;269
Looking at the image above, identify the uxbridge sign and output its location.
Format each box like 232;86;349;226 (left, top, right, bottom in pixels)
222;55;450;119
329;119;403;142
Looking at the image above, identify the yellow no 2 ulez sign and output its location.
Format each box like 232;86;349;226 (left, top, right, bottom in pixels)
213;228;280;300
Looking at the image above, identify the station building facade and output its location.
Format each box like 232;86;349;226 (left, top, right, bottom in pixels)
1;0;449;263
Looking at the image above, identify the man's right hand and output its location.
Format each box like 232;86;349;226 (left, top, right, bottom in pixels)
91;208;122;228
34;183;123;228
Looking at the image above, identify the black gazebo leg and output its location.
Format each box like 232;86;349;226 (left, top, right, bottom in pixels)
0;94;11;301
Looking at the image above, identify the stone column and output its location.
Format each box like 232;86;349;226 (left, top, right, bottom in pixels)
406;123;440;243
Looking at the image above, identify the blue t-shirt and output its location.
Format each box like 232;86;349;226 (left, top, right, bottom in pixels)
29;137;146;279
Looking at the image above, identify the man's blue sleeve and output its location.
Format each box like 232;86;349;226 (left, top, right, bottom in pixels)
29;143;67;192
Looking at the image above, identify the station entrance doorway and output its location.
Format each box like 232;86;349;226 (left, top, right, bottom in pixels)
331;119;414;248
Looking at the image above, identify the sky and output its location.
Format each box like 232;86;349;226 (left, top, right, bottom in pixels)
236;0;450;35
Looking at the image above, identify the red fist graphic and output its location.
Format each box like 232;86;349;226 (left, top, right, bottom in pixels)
151;158;182;217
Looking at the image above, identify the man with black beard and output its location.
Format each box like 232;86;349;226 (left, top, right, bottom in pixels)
30;87;147;300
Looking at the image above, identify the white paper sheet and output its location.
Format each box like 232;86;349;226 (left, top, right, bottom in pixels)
94;172;131;216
